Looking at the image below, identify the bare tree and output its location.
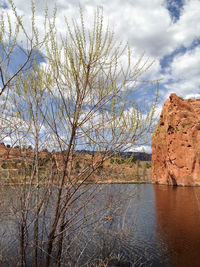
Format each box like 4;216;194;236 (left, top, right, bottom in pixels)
40;7;158;266
11;61;53;267
0;0;50;147
0;3;158;267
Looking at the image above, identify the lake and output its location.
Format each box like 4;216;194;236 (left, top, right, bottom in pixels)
0;184;200;266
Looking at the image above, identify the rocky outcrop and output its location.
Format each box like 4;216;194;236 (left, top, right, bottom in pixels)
0;143;49;168
152;93;200;186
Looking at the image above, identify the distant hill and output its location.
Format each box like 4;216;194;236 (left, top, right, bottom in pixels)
0;143;152;166
121;152;152;161
76;150;152;161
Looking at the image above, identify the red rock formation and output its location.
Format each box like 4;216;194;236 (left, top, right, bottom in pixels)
0;144;8;160
152;93;200;186
0;144;32;162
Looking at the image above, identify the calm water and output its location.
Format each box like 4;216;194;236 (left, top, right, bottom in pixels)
0;184;200;266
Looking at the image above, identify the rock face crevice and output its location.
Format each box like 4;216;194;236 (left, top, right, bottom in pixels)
152;93;200;186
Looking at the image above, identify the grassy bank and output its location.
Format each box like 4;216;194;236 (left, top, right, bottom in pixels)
0;154;152;185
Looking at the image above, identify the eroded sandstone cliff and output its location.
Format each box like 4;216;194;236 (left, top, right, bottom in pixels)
152;93;200;186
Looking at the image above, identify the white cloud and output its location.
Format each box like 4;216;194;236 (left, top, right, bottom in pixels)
2;0;200;154
163;46;200;98
99;0;173;58
3;0;199;59
170;46;200;79
185;93;200;99
153;103;163;119
169;0;200;48
129;145;151;154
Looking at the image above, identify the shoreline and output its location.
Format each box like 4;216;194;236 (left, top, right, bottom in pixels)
0;180;152;186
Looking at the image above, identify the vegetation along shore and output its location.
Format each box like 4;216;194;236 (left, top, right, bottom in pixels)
0;143;152;185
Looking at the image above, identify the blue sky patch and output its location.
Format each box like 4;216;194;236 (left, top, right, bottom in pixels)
166;0;184;22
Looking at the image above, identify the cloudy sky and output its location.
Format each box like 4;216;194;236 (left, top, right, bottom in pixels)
1;0;200;152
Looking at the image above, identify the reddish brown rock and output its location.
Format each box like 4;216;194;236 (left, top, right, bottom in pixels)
152;93;200;186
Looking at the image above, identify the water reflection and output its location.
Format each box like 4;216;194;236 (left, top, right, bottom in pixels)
1;184;200;266
154;185;200;267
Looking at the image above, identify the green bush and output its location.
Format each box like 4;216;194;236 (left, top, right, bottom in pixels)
75;160;81;169
145;162;152;168
1;161;18;169
110;158;115;164
98;163;104;169
1;163;8;169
